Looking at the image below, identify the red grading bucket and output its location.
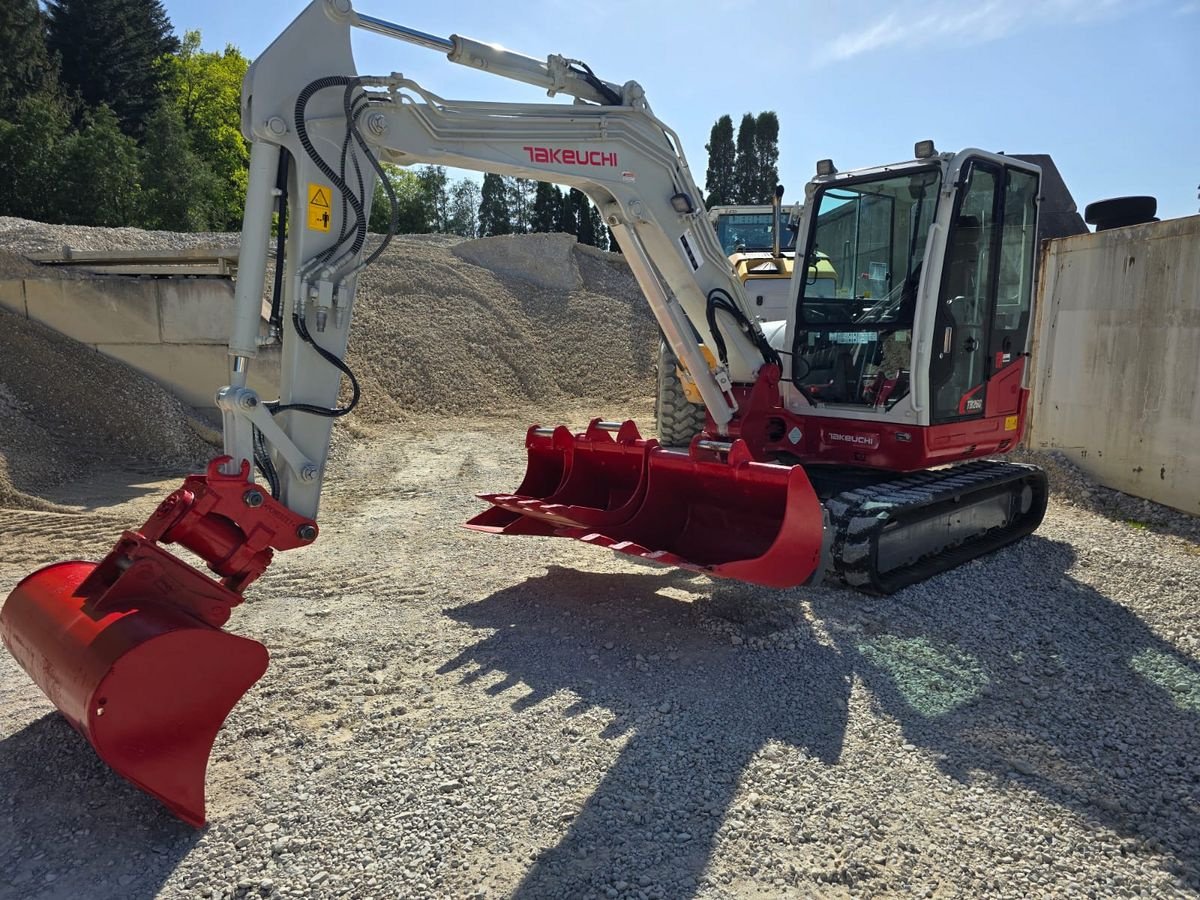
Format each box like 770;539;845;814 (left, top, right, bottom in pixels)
470;419;658;532
1;552;267;826
0;459;317;826
560;439;827;588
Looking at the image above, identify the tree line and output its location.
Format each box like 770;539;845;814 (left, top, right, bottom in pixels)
0;0;615;249
703;111;780;208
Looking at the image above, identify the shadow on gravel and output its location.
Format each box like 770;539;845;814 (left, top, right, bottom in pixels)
0;714;200;899
441;565;852;900
812;535;1200;889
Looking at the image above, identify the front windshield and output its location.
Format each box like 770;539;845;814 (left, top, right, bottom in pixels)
790;166;941;410
799;167;940;325
714;212;797;255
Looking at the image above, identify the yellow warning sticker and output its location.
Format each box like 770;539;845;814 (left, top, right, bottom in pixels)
1004;415;1020;432
307;183;332;232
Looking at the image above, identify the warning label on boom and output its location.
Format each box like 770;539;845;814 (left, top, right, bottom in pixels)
307;183;332;232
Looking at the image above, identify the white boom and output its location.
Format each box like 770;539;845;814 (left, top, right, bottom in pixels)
225;0;774;518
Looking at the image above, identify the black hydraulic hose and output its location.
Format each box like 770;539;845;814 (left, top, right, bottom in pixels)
706;288;782;369
569;61;622;105
267;310;361;418
253;425;281;499
344;96;399;266
295;76;369;258
268;149;291;335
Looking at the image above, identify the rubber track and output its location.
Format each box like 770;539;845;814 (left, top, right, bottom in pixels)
654;342;707;448
823;460;1048;595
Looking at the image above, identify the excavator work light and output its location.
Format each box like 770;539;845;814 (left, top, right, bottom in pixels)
815;159;837;176
914;140;937;159
670;192;695;214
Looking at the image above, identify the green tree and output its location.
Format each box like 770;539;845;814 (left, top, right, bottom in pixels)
703;114;736;209
507;177;534;233
369;164;434;234
0;0;60;120
733;112;758;203
531;181;561;232
52;104;142;225
478;173;512;236
45;0;179;137
162;30;250;228
140;102;222;231
446;177;480;237
0;92;70;219
417;165;449;231
572;189;599;247
557;188;578;236
753;111;780;203
588;200;607;250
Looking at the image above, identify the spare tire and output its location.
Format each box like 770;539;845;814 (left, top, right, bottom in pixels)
1084;196;1158;231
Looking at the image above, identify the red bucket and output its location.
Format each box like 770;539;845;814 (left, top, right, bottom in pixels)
561;440;827;587
1;551;268;826
473;419;657;531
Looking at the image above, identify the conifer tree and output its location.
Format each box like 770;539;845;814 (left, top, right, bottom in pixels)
45;0;179;136
703;115;736;209
752;111;780;203
733;112;758;203
478;172;512;236
531;181;561;232
0;0;60;120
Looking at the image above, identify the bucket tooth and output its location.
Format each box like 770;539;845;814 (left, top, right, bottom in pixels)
466;419;658;532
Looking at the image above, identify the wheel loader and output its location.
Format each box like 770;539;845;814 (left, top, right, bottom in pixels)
0;0;1048;825
661;190;838;445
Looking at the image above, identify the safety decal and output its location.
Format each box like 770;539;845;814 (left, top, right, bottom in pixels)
1004;415;1019;432
307;183;332;232
678;229;703;272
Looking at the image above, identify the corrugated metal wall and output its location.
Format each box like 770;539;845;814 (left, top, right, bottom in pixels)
1028;215;1200;514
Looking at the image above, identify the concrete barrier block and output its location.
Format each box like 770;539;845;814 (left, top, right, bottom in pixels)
26;278;161;344
159;279;236;344
95;343;281;410
0;280;26;316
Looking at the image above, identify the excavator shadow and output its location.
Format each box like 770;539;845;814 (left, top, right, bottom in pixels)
439;566;853;899
810;535;1200;889
0;713;201;898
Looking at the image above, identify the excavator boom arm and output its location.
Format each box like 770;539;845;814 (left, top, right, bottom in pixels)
230;0;773;519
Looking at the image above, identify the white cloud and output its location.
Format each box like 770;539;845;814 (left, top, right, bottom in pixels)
812;0;1142;66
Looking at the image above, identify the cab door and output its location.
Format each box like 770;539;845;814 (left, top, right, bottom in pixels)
930;160;1001;422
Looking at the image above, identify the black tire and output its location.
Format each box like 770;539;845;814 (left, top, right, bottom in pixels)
654;341;707;447
1084;196;1157;231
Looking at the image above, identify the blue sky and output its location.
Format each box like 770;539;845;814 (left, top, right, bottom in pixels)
167;0;1199;220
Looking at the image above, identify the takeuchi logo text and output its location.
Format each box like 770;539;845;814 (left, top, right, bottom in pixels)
524;146;618;167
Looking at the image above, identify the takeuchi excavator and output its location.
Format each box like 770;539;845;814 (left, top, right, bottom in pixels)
0;0;1049;825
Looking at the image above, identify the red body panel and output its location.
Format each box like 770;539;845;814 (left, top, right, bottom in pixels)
729;362;1029;471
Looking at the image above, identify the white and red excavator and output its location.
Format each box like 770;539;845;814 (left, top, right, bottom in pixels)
1;0;1050;825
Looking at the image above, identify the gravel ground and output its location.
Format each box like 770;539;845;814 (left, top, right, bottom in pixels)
1;418;1197;900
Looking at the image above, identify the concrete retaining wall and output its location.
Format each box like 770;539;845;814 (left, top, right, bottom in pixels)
0;276;279;411
1028;216;1200;515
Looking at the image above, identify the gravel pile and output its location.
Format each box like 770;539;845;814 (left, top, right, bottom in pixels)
347;234;657;422
0;308;213;509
